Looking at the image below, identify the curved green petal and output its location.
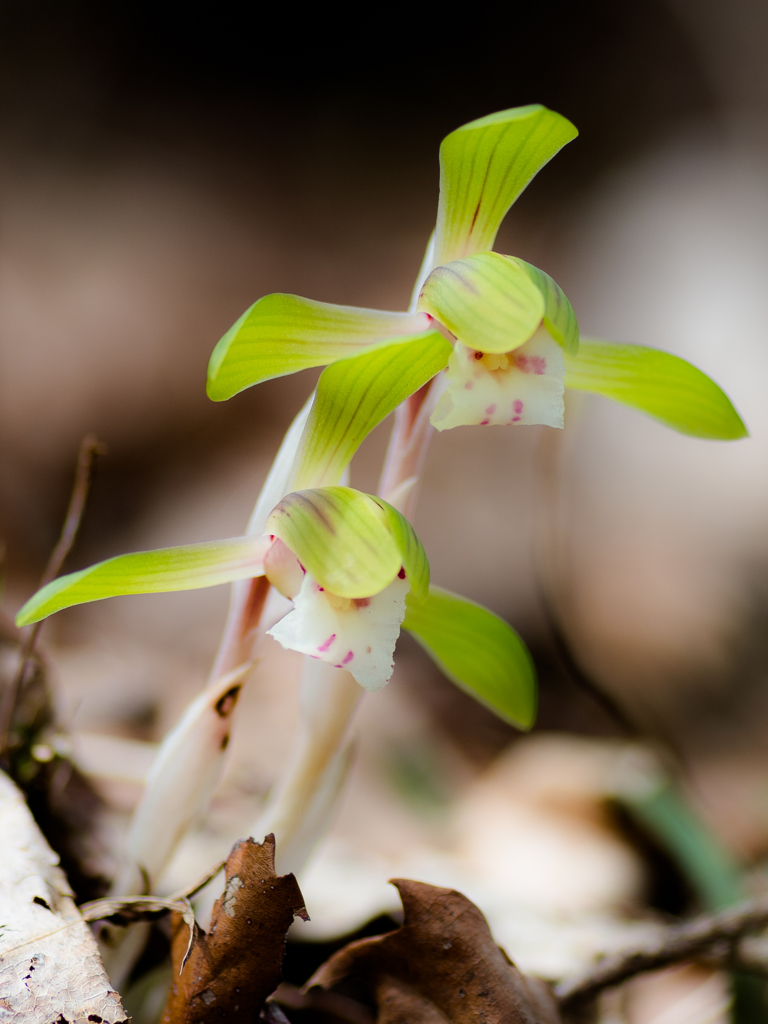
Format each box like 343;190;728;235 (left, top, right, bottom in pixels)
508;257;579;354
207;293;429;401
564;340;748;440
290;331;451;491
15;537;270;626
402;586;536;729
369;496;430;601
418;252;544;354
268;488;388;599
434;105;578;265
267;486;428;599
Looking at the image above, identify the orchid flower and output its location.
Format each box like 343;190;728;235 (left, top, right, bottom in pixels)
17;486;427;692
205;105;747;442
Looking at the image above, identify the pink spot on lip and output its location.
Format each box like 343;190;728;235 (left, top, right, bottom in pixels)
342;650;354;664
511;416;521;422
480;418;490;426
517;354;546;375
464;381;474;390
317;634;336;652
513;399;523;414
485;404;496;415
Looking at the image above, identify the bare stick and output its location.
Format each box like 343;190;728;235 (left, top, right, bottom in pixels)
0;434;105;757
556;896;768;1008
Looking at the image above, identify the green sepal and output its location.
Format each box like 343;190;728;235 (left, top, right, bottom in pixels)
434;105;578;265
207;293;428;401
266;486;429;600
507;257;579;354
15;537;270;626
564;340;748;440
290;330;451;490
402;586;536;729
418;252;545;354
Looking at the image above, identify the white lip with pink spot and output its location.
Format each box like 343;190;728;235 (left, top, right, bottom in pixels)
267;571;411;691
430;326;565;431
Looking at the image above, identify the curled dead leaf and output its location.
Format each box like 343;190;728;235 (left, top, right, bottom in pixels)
306;879;561;1024
162;833;308;1023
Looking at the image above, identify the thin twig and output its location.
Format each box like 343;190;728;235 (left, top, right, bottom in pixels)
556;895;768;1008
0;434;105;756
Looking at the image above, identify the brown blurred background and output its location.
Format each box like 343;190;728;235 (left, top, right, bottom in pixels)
4;0;768;967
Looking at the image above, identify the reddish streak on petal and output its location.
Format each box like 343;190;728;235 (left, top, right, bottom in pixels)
474;350;484;360
464;381;474;390
398;567;406;579
512;416;521;422
513;399;523;414
480;419;490;426
354;597;371;609
531;356;546;375
342;650;354;664
317;634;336;652
485;404;496;415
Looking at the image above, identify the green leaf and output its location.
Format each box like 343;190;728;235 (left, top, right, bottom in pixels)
207;293;429;401
434;105;578;265
402;586;536;729
564;340;748;439
267;486;428;599
290;331;451;490
418;252;545;354
508;257;579;354
15;537;270;626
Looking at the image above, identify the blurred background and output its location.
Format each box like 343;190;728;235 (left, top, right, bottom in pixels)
3;2;768;1020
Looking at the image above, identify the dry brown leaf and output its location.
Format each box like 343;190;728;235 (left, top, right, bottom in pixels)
162;833;308;1023
307;879;562;1024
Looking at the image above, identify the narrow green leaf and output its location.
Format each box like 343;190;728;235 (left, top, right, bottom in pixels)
207;293;429;401
418;252;544;354
370;497;430;601
434;105;578;265
15;537;270;626
564;340;748;440
290;331;451;490
508;257;579;354
402;586;536;729
267;487;403;598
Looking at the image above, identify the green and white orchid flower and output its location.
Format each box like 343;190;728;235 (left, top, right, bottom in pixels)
206;105;746;442
16;486;428;693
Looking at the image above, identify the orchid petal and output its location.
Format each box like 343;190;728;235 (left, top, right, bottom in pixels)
564;340;748;440
268;571;409;691
207;293;429;401
430;330;565;431
15;536;271;626
370;495;430;601
267;487;428;600
418;252;545;354
290;330;451;490
508;257;579;354
402;586;536;729
434;105;578;265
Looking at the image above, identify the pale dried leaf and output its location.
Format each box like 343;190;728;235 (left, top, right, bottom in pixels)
0;770;126;1023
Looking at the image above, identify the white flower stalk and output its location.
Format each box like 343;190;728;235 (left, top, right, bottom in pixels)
252;658;362;875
